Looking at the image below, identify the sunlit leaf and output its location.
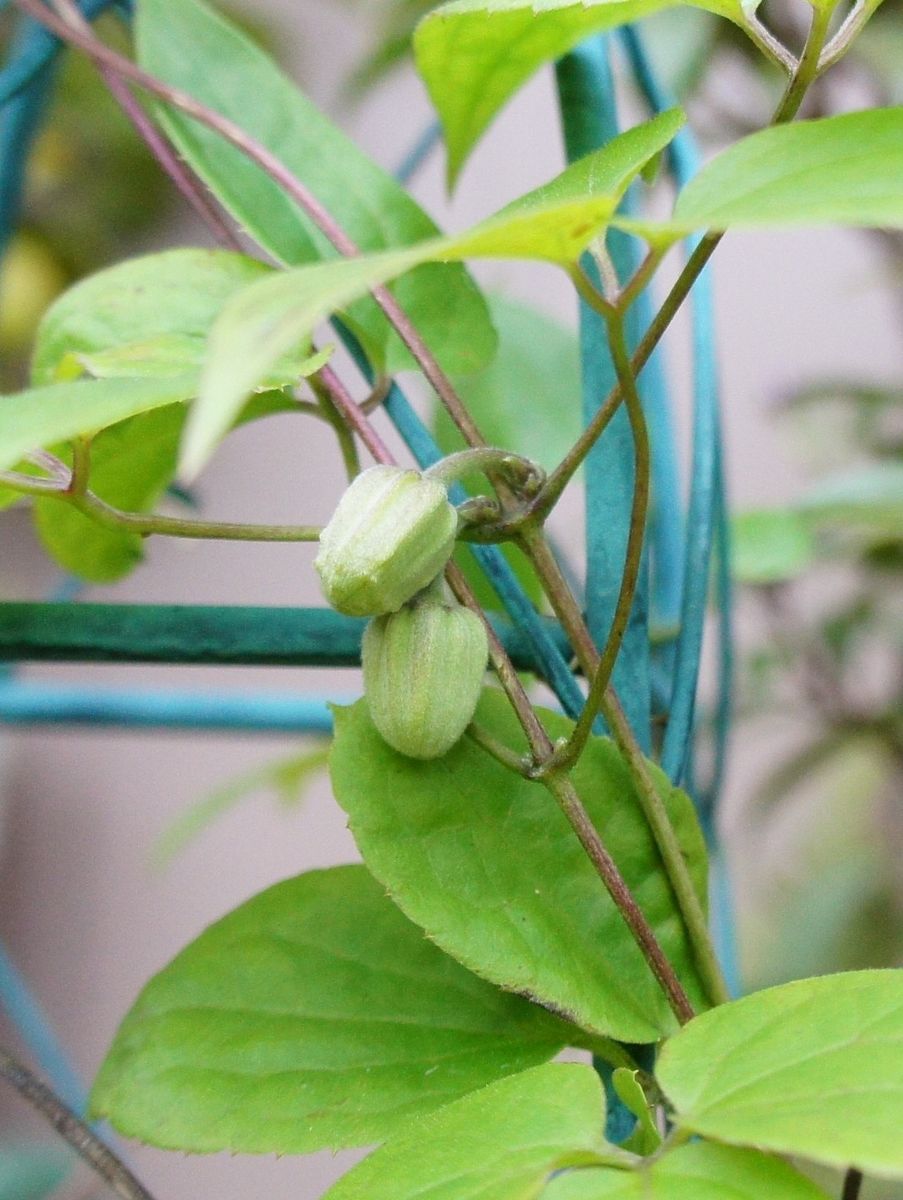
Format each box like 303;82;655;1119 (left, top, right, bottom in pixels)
0;376;196;476
543;1143;831;1199
413;0;740;183
22;249;327;578
31;249;275;385
612;1069;661;1156
658;108;903;232
656;970;903;1178
186;113;679;477
323;1063;625;1200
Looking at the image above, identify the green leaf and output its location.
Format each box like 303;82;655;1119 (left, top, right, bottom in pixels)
799;462;903;537
441;295;581;472
323;1063;624;1200
731;509;816;584
90;864;573;1154
23;249;328;578
70;332;330;390
188;113;677;478
665;108;903;232
0;376;196;476
656;970;903;1178
413;0;740;184
329;690;709;1044
153;743;330;864
31;249;275;385
504;110;685;214
33;405;186;582
135;0;496;377
611;1069;661;1156
542;1143;832;1199
438;295;582;610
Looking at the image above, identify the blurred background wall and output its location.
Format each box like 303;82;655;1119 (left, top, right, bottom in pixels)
0;1;900;1197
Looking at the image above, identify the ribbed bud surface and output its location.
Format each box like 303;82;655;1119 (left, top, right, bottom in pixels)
315;466;458;616
362;594;489;759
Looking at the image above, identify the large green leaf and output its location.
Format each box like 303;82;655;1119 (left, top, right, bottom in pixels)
666;108;903;232
24;250;325;579
330;690;709;1044
656;970;903;1178
188;113;679;477
135;0;495;376
323;1063;623;1200
543;1143;832;1199
31;249;275;385
32;247;327;400
90;865;573;1154
413;0;741;183
0;376;196;476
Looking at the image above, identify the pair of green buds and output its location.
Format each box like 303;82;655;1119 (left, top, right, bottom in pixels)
315;465;489;760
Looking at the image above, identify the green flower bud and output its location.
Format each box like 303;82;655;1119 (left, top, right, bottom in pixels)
315;466;458;616
362;591;489;759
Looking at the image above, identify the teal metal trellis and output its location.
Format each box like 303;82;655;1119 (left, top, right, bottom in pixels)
0;0;737;1152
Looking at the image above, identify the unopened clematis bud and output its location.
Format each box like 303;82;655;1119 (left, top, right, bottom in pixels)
362;588;489;759
315;466;458;616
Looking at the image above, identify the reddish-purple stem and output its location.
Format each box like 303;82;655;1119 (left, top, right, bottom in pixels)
50;0;242;250
18;0;486;451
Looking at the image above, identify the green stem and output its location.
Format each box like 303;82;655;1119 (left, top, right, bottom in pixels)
557;304;650;770
0;478;321;542
599;690;730;1008
541;234;720;512
424;447;543;495
0;470;64;496
616;244;667;313
519;529;728;1008
539;11;833;513
445;561;555;763
3;471;321;541
466;722;530;775
773;6;834;124
311;375;361;482
450;564;697;1022
71;493;322;543
67;437;91;498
